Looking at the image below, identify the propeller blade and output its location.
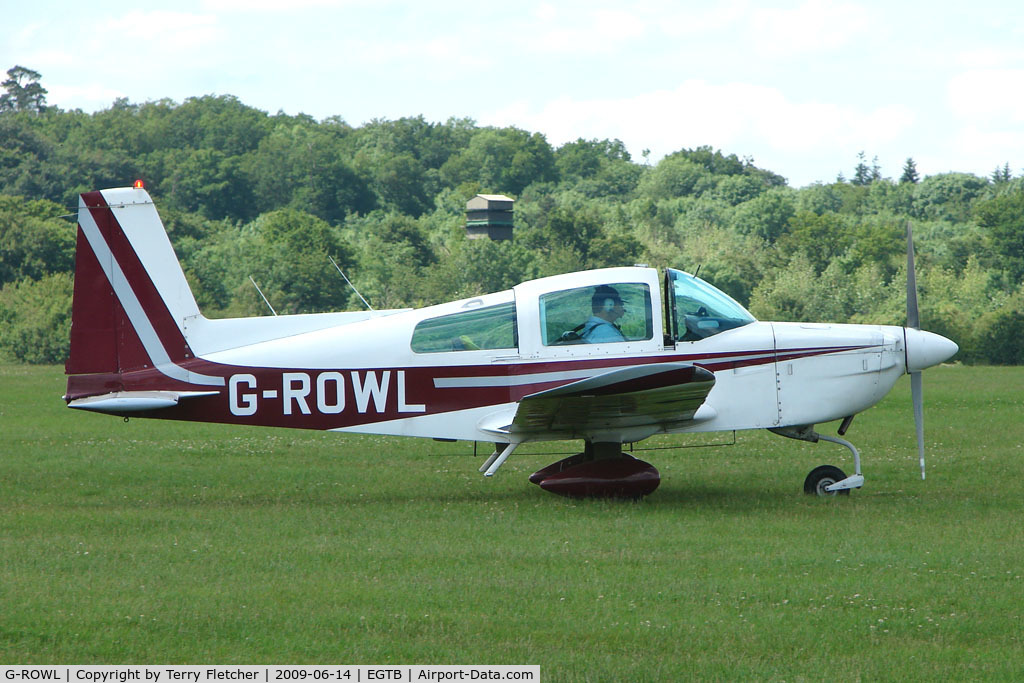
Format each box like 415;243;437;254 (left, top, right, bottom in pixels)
911;371;925;480
906;221;920;330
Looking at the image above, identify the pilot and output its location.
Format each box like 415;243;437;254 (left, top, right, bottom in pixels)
579;285;628;343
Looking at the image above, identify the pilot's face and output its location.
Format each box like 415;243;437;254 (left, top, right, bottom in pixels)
609;300;625;321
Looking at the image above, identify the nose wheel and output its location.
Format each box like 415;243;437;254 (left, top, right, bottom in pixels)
771;426;865;496
804;434;865;496
804;465;850;496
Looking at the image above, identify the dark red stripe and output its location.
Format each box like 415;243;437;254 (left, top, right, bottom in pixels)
82;192;195;365
66;343;874;430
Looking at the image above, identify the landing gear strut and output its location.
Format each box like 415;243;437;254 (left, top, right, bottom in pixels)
770;425;865;497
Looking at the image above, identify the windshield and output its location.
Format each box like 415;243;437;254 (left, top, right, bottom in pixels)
665;268;755;341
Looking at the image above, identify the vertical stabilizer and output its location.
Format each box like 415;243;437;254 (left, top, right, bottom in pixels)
66;187;222;391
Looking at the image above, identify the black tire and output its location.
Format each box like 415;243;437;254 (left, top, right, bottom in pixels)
804;465;850;496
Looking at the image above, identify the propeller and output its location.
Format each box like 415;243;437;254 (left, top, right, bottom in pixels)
906;221;925;480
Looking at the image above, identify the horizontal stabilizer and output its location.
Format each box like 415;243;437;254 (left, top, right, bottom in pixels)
66;390;218;413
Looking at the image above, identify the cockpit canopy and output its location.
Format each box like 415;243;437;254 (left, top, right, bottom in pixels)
407;266;756;354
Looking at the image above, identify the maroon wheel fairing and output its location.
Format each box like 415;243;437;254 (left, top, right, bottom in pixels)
528;451;594;484
531;453;660;499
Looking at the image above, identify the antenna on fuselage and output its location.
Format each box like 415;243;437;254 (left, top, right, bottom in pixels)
328;255;374;311
248;275;278;316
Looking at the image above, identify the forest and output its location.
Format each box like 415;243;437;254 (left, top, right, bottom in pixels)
1;65;1022;365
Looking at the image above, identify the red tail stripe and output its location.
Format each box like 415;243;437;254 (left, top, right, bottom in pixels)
81;191;195;364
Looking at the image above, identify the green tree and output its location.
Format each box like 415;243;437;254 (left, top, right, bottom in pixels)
912;173;990;222
748;254;844;322
978;307;1024;364
674;146;746;176
701;174;760;205
776;210;852;273
900;157;920;184
440;127;556;196
974;189;1024;278
371;153;432;216
351;115;470;172
731;187;796;242
992;163;1013;184
0;66;47;113
555;138;631;180
160;148;256;220
0;195;75;285
248;122;375;223
0;115;63;202
914;256;1009;361
189;208;355;316
852;151;872;186
845;218;904;276
420;232;535;303
348;212;436;268
796;183;844;215
0;273;73;363
637;155;709;199
516;200;618;268
554;138;642;199
173;95;271;155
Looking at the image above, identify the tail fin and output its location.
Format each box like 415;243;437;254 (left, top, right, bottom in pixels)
66;187;223;392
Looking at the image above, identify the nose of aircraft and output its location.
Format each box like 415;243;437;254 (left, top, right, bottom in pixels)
904;328;959;372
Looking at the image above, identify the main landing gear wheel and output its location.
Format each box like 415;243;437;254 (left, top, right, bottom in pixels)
804;465;850;497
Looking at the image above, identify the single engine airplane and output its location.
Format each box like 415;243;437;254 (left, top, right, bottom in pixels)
64;185;958;498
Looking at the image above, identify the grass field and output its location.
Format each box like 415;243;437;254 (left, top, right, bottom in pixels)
1;363;1022;679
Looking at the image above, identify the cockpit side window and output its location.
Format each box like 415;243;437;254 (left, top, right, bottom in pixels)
411;301;518;353
666;268;755;342
540;282;653;345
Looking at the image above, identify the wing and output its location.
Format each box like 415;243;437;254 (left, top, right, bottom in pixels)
508;362;716;441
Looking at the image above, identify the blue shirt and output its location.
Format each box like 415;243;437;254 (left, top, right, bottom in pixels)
580;316;626;343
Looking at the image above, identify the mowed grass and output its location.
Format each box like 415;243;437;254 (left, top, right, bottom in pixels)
1;364;1023;678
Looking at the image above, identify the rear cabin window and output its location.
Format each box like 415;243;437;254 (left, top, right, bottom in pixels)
411;301;518;353
540;283;653;345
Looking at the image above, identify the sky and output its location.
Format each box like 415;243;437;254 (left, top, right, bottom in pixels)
3;0;1024;187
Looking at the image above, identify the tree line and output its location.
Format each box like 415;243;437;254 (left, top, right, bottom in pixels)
1;65;1022;364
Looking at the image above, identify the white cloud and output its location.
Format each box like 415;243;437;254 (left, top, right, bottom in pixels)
948;125;1024;173
8;21;48;47
200;0;364;10
748;0;872;57
658;1;749;38
947;69;1024;123
106;10;221;52
484;79;915;163
955;46;1024;69
45;84;126;110
524;4;648;54
344;35;491;74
